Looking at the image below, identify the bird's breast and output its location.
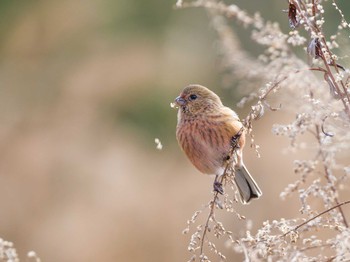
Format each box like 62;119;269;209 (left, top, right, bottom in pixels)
176;116;234;175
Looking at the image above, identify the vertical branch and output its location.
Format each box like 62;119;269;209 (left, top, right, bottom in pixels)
199;128;243;258
314;124;349;228
291;0;350;119
199;183;221;256
283;200;350;237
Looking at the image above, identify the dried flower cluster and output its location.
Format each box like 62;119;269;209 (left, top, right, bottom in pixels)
0;238;41;262
176;0;350;261
0;238;19;262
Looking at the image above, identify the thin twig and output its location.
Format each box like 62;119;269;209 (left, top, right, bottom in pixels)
199;183;221;255
299;243;332;252
315;124;349;228
283;200;350;237
199;127;243;257
259;75;289;101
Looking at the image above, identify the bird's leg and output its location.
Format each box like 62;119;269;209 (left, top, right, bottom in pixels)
213;128;244;195
213;175;224;195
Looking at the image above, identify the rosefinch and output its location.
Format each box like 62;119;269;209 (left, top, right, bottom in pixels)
175;84;262;204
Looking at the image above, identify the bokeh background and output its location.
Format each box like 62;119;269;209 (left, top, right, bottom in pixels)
0;0;349;261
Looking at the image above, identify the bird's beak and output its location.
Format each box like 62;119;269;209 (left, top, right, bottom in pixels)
175;96;186;106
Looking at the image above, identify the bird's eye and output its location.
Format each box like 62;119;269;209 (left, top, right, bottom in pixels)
189;94;197;101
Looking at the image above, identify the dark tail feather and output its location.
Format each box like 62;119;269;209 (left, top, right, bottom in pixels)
234;164;262;204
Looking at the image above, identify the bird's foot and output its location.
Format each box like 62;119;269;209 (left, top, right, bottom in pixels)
230;127;244;148
213;181;224;195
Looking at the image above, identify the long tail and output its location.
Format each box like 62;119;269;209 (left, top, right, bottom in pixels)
234;164;262;204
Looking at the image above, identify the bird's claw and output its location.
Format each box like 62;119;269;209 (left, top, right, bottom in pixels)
230;127;244;148
213;181;224;194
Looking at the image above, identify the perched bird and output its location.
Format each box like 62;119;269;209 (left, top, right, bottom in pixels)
175;84;262;204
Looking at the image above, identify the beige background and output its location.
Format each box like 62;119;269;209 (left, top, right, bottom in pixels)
0;0;349;261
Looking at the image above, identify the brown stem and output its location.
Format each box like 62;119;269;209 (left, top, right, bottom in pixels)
291;0;350;119
199;128;243;257
315;124;349;228
283;200;350;237
311;0;317;26
259;75;289;101
199;182;221;255
299;243;332;252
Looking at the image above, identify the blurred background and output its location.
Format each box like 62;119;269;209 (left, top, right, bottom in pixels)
0;0;349;261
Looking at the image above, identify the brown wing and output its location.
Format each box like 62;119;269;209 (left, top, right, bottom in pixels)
218;107;245;150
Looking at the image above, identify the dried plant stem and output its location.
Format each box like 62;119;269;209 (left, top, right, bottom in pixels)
199;128;243;257
322;166;349;228
200;181;222;256
291;0;350;119
315;124;349;228
283;200;350;237
259;75;289;101
299;243;333;252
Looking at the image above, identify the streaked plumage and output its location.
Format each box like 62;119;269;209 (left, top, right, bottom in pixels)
175;84;262;204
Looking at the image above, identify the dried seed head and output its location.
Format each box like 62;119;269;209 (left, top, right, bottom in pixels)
288;2;300;29
307;38;322;59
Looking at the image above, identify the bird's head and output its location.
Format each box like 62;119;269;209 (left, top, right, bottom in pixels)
174;84;223;116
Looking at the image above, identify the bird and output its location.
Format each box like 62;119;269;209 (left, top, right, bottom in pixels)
174;84;262;204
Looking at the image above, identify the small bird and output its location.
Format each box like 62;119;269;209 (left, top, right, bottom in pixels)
175;84;262;204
